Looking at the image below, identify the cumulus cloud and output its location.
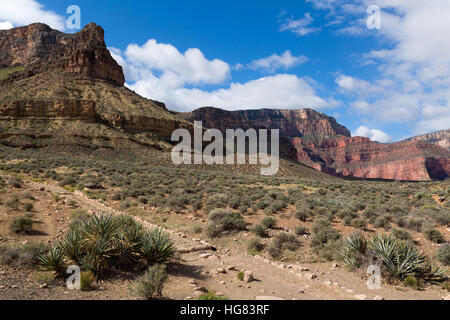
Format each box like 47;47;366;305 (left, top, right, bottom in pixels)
280;13;321;36
246;51;308;73
129;73;336;111
122;39;230;86
353;126;392;143
113;41;336;112
0;0;66;30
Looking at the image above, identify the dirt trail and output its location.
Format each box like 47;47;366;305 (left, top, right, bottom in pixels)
24;181;448;300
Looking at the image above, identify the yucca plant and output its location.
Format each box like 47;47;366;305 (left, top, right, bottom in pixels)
370;234;426;279
60;228;84;264
140;228;175;265
37;243;65;276
336;232;367;270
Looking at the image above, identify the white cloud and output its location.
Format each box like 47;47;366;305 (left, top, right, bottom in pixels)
0;21;14;30
129;73;336;112
113;40;336;112
121;39;230;87
280;13;321;36
335;75;370;91
0;0;66;30
353;126;392;143
247;51;308;73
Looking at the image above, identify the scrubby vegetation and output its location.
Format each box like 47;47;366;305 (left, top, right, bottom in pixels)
337;233;447;283
37;214;175;278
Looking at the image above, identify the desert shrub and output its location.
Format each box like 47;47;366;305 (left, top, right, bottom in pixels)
373;216;390;230
272;232;300;252
198;291;228;300
23;202;34;212
7;177;22;188
295;225;309;236
391;228;412;241
0;242;47;266
135;264;167;299
139;228;176;266
237;270;245;281
38;215;174;278
261;216;277;229
404;275;418;288
424;228;446;244
192;226;202;234
398;216;424;232
437;244;450;266
336;232;368;270
311;219;341;250
295;208;312;222
80;271;95;291
247;237;265;254
206;209;246;237
338;233;444;281
351;218;367;229
251;224;268;238
10;215;33;234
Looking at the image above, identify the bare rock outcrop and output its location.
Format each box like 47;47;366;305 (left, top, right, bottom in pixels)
0;22;125;85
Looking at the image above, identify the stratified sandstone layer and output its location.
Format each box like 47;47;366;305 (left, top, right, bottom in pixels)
0;22;124;85
186;107;450;181
403;129;450;151
184;107;351;137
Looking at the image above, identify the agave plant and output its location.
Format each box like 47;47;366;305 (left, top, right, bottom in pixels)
60;228;84;264
336;232;368;270
37;242;65;275
139;228;175;266
370;234;425;279
113;219;145;269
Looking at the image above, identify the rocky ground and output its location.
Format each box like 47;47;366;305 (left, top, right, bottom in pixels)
1;178;449;300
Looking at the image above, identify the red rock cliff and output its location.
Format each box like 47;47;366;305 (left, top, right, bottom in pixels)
186;107;450;181
0;23;125;85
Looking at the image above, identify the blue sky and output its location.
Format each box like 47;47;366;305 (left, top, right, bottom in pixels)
1;0;450;142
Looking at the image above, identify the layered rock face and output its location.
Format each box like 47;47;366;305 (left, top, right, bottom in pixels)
187;107;450;181
184;107;351;137
0;23;191;147
0;100;96;119
403;129;450;151
291;136;450;181
0;23;125;85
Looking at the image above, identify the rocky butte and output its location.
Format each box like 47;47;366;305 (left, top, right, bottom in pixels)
184;107;450;181
0;23;191;151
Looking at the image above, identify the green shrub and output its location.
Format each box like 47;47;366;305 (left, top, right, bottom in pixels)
38;215;174;278
338;233;447;282
295;225;309;236
10;215;33;234
140;228;176;266
135;264;168;299
80;271;95;291
247;237;265;254
404;276;420;289
424;228;445;244
198;291;228;300
0;242;47;266
237;270;245;281
261;216;277;229
437;244;450;265
351;218;367;229
295;209;311;222
207;209;246;237
251;224;268;238
391;228;412;241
